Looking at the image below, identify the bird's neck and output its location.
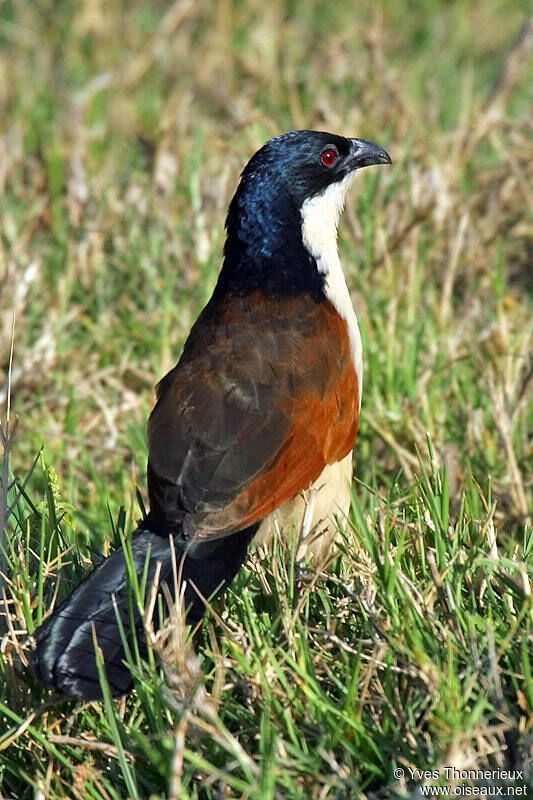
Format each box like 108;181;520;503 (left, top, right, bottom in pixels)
217;179;325;300
213;173;363;405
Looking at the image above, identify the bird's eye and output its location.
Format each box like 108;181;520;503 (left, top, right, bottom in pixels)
321;148;338;167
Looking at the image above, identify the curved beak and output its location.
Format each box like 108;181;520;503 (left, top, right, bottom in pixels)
349;138;392;169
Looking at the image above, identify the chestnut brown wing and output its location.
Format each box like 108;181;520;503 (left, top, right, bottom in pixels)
147;292;359;542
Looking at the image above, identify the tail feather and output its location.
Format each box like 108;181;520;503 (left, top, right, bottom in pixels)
33;524;255;700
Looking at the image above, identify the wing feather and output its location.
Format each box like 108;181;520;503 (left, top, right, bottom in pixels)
147;292;359;540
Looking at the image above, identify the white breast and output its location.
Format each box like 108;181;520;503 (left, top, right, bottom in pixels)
300;173;363;408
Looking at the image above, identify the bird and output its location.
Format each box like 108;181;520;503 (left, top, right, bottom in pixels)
33;130;391;701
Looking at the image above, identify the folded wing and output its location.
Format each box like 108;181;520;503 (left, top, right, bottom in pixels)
147;291;359;544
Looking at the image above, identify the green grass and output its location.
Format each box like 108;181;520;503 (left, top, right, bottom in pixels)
1;1;532;798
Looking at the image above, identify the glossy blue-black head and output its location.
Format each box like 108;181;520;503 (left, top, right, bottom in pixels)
240;130;391;207
219;130;391;298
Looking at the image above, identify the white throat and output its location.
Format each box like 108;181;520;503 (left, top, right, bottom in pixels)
300;174;363;406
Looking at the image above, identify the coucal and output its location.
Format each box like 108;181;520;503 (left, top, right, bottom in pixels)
33;130;391;700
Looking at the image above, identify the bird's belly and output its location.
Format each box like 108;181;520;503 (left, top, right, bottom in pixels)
253;451;353;563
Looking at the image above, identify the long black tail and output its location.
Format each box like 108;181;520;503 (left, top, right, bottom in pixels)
33;523;255;700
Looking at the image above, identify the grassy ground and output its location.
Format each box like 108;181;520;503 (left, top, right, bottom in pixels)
1;1;532;798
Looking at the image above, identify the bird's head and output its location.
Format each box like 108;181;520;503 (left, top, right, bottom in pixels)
241;130;391;207
220;130;391;297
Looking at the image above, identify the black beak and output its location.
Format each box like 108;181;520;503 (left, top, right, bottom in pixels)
349;138;392;169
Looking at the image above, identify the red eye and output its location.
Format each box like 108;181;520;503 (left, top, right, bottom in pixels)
321;148;337;167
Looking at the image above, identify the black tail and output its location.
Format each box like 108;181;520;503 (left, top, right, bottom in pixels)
33;523;255;700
